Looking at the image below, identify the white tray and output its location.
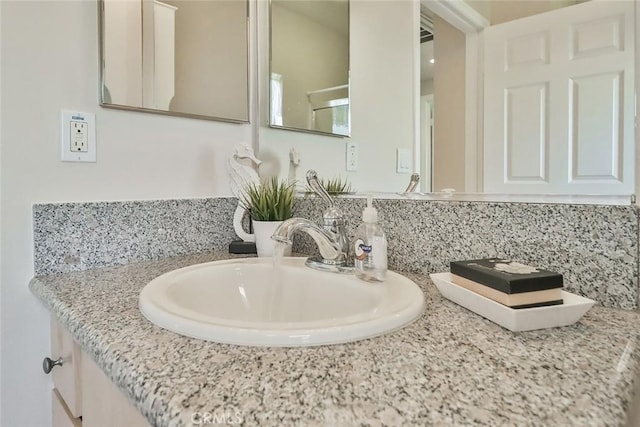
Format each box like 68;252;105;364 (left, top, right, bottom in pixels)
429;272;595;332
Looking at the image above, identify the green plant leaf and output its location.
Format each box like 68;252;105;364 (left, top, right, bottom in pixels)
306;175;353;195
240;176;296;221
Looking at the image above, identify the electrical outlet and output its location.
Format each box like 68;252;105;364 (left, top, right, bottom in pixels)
61;110;96;162
346;141;358;171
70;120;88;152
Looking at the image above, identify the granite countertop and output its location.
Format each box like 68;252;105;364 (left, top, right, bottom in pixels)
30;251;640;426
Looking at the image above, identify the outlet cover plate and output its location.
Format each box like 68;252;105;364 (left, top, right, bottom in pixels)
396;148;411;174
61;110;96;162
346;141;358;171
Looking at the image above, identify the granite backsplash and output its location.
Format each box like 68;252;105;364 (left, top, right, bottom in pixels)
33;197;639;309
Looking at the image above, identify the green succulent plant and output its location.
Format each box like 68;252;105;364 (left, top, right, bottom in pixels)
241;177;296;221
309;176;354;195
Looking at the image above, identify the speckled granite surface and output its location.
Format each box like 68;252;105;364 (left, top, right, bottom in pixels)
294;197;640;310
33;198;237;275
33;197;639;309
30;251;640;427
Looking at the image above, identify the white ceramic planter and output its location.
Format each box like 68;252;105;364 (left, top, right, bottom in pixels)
253;220;292;257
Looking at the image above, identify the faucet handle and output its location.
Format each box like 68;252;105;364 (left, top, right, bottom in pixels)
404;173;420;193
306;170;345;223
306;170;334;207
323;206;346;226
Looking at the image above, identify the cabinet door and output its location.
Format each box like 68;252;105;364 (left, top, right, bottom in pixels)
81;353;152;427
52;389;82;427
50;317;82;417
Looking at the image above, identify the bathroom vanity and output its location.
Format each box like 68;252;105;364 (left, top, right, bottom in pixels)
48;317;150;427
31;250;640;427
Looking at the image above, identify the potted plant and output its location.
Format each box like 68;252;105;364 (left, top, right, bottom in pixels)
307;176;354;196
242;177;296;257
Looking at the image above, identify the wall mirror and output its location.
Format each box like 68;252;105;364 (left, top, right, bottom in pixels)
99;0;249;122
269;0;350;137
261;0;635;201
421;0;635;197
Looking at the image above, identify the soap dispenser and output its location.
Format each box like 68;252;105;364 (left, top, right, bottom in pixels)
354;195;388;282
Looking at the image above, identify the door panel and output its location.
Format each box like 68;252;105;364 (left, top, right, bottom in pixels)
505;83;548;182
483;0;634;194
570;14;624;59
505;32;550;70
569;72;622;181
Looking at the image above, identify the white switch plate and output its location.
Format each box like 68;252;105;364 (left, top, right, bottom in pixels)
61;110;96;162
346;141;358;171
396;148;411;174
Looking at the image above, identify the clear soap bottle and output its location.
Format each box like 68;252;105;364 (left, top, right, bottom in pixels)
354;195;388;282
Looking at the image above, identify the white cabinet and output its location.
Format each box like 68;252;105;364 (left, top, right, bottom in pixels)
81;353;151;427
52;389;82;427
47;317;151;427
49;317;82;425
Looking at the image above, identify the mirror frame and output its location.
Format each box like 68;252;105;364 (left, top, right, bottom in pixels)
268;0;351;138
97;0;251;123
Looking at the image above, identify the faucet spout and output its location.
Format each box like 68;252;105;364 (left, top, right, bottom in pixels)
273;169;351;273
272;217;345;262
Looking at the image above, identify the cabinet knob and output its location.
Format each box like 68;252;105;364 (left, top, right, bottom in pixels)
42;357;63;374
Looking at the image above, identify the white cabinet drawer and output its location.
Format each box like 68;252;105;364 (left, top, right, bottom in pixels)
48;317;151;426
81;353;152;427
50;316;82;418
52;389;82;427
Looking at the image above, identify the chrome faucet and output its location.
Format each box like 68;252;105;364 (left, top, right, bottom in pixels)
404;173;420;193
272;170;351;273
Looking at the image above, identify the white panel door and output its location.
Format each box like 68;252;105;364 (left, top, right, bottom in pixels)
483;0;634;194
141;0;177;110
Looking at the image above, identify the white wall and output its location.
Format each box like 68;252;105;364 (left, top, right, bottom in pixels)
463;0;580;24
0;0;3;421
488;0;580;25
271;2;348;131
0;1;251;426
102;0;143;106
421;78;434;96
432;15;466;192
167;0;249;120
258;0;418;193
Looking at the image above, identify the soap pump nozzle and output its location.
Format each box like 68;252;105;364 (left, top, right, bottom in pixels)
362;195;378;223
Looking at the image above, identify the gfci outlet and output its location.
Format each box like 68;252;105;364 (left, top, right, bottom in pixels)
61;110;96;162
70;120;88;152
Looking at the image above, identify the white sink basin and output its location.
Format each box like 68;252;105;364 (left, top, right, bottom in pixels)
139;257;425;347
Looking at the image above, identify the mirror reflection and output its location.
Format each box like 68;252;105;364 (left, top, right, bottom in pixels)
269;0;350;137
423;0;634;196
100;0;249;122
261;0;634;198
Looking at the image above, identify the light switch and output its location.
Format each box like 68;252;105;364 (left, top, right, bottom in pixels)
396;148;411;174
